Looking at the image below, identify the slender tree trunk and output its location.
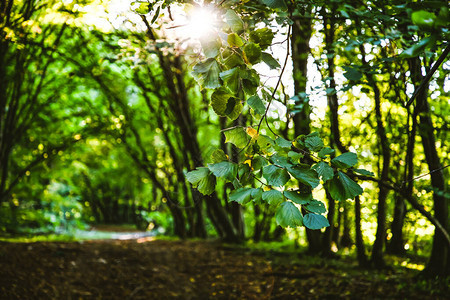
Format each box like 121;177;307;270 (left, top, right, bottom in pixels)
388;194;407;255
341;201;353;248
291;10;321;254
355;196;369;267
408;57;449;277
359;46;390;268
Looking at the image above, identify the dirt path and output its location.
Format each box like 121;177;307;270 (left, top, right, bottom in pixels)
0;239;446;299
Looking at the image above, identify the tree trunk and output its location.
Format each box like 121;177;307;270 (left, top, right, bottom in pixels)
360;46;390;268
355;196;369;267
291;10;320;253
408;56;449;277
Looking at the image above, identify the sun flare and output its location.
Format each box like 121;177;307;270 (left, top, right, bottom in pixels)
186;6;219;40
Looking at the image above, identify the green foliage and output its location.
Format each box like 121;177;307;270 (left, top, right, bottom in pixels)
276;202;303;227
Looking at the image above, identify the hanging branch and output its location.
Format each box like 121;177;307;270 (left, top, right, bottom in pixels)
256;24;292;136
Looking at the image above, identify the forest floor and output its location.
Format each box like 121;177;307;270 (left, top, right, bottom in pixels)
0;234;448;299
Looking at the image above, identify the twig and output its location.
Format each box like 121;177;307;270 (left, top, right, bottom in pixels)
257;24;292;136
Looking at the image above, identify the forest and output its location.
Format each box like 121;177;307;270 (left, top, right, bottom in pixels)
0;0;449;298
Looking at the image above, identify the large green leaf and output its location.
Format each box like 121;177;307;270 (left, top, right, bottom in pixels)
249;28;274;50
312;161;334;182
303;213;330;230
331;152;358;169
224;9;244;33
224;127;249;148
283;190;312;205
304;200;327;214
186;167;210;185
223;52;245;68
219;68;240;94
276;202;303;228
270;153;292;168
197;172;216;195
243;43;262;65
210;149;228;163
192;58;221;89
262;189;284;206
252;155;268;171
328;171;363;201
261;52;280;69
287;166;320;188
227;33;244;47
229;187;254;204
275;137;292;149
257;135;275;152
263;165;290;187
247;95;266;115
211;88;242;120
304;135;324;152
208;161;238;181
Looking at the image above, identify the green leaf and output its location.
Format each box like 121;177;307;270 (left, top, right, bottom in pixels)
192;58;221;89
260;0;287;10
276;202;303;228
247;95;266;115
243;43;262;65
198;172;216;195
304;200;327;214
288;151;303;163
251;188;263;203
208;161;237;181
223;52;245;68
312;162;334;182
225;9;244;33
270;153;292;168
304;135;324;152
227;33;244;47
252;155;268;171
263;165;290;187
318;147;335;158
328;171;363;201
343;66;362;81
287;166;320;188
219;68;240;94
262;189;284;206
211;88;242;120
229;187;253;204
257;135;275;152
401;37;435;58
186;167;210;185
353;168;374;176
224;127;249;148
331;152;358;169
303;213;330;230
250;28;275;50
283;190;312;205
211;149;228;163
411;10;436;28
261;52;280;69
201;37;221;58
275;137;292;148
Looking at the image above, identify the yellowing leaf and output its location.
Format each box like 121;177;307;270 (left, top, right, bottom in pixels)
246;127;259;138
